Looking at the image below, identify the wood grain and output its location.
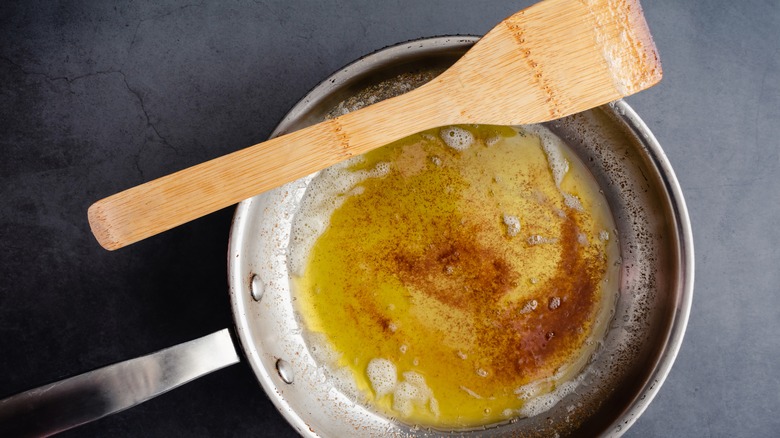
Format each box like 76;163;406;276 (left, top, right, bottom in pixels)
89;0;661;250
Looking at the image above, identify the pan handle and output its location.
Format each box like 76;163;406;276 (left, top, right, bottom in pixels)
0;329;240;437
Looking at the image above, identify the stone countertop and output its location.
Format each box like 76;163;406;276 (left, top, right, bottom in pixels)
1;0;778;436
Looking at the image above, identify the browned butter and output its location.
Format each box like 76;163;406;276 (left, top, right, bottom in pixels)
290;124;619;427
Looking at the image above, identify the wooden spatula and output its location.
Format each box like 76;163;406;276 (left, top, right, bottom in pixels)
88;0;661;250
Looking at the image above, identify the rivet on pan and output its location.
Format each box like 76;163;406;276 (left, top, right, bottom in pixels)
250;274;265;301
276;359;294;384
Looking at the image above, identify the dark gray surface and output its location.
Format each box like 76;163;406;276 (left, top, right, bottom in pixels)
1;0;777;436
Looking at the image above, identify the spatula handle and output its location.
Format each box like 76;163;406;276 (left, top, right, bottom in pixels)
88;84;448;250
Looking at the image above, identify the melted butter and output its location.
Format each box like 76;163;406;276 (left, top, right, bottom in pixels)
292;125;618;428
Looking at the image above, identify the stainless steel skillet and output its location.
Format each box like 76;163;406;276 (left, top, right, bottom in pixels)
0;36;693;437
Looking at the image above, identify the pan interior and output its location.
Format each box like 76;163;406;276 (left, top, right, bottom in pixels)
228;37;692;437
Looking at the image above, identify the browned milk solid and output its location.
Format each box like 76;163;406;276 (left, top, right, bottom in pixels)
289;125;619;427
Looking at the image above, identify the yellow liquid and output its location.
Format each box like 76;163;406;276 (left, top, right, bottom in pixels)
293;125;617;427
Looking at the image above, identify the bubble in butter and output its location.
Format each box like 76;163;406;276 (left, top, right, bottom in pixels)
290;124;619;428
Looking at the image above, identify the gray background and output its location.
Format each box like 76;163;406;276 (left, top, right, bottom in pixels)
1;0;778;436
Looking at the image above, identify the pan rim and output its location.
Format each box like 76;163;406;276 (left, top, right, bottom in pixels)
227;35;694;437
